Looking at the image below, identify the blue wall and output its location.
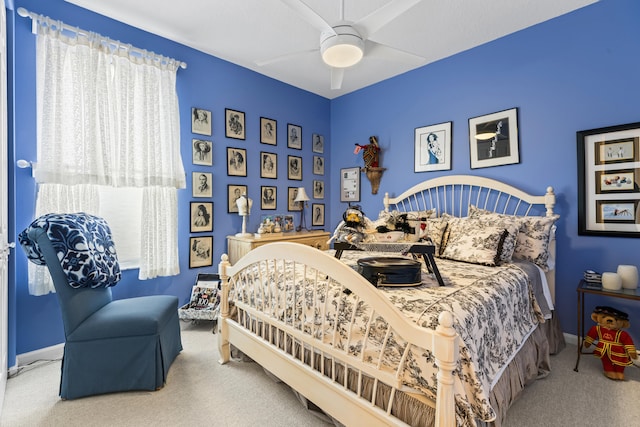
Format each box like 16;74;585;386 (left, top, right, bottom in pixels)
7;0;330;364
6;0;640;366
329;0;640;343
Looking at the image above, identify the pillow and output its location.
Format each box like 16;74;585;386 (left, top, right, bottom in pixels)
469;206;559;271
424;216;449;257
463;209;520;263
440;220;508;266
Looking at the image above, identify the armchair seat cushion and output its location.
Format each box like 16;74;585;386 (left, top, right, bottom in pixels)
67;295;179;341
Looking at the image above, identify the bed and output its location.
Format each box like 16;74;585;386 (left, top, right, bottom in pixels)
217;175;562;427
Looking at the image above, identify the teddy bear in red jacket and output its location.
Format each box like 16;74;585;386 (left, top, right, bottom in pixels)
584;305;637;380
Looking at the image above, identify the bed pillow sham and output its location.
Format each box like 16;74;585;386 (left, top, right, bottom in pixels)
468;206;559;271
440;219;507;266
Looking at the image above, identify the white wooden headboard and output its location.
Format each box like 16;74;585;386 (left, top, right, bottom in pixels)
382;175;557;302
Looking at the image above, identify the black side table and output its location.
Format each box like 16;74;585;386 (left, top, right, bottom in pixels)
574;279;640;371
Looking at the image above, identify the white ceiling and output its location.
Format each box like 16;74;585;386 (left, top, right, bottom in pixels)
65;0;598;99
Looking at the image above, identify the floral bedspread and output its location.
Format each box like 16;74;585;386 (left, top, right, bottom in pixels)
231;250;546;424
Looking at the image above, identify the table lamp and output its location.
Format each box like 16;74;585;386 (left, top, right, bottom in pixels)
293;187;310;232
235;193;253;237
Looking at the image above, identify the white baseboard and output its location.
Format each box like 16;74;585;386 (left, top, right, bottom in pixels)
564;332;578;346
15;343;64;371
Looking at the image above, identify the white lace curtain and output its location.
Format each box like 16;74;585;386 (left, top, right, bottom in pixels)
29;17;186;295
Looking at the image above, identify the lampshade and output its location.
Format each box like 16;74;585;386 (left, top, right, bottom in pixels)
320;25;364;68
293;187;310;203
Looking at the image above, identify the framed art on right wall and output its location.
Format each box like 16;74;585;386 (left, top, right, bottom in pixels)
414;121;452;172
577;121;640;237
469;108;519;169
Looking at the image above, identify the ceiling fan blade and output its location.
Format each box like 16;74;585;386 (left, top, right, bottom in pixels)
280;0;336;35
355;0;421;37
330;67;344;90
255;48;318;67
365;40;425;65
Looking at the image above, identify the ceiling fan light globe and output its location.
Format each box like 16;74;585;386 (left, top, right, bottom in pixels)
320;26;364;68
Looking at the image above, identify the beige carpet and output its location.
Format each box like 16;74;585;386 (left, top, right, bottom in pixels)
2;321;639;427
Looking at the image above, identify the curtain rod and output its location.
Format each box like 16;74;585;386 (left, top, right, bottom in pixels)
17;7;187;70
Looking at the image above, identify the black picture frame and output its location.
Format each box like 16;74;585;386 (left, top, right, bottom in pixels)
260;185;277;210
192;139;213;166
469;108;519;169
340;167;360;202
311;203;325;226
414;121;452;172
313;180;324;199
192;172;212;198
260;117;277;145
225;108;246;140
313;155;324;175
288;155;302;180
577;121;640;237
190;201;213;233
191;107;212;136
189;236;213;268
227;184;248;213
227;147;247;177
312;133;324;153
287;123;302;149
260;151;277;179
288;187;302;211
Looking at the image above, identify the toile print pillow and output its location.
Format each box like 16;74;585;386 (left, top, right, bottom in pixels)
469;206;559;271
440;219;508;266
424;216;449;257
466;207;520;263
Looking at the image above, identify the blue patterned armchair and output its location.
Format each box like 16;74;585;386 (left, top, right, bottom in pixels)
19;213;183;400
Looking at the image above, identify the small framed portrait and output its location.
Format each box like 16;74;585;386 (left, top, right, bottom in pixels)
261;185;277;210
260;151;277;179
225;108;246;140
260;117;277;145
227;147;247;177
192;139;212;166
189;236;213;268
312;133;324;153
340;167;360;202
414;121;452;172
287;123;302;149
283;214;295;232
311;203;325;227
288;187;302;211
192;172;212;198
228;184;248;213
288;155;302;180
469;108;519;169
190;201;213;233
191;107;212;136
313;180;324;199
313;155;324;175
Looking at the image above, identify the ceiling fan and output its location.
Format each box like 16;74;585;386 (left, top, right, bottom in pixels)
256;0;425;90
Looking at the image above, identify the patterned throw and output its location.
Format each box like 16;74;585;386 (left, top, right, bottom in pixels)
19;213;121;289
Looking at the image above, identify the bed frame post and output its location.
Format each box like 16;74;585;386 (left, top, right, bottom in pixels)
433;311;458;427
544;186;556;217
218;254;231;365
383;192;390;212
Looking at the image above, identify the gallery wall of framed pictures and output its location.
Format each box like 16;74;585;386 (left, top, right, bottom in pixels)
188;102;330;269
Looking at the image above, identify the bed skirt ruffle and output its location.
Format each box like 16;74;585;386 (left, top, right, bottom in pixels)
239;312;565;427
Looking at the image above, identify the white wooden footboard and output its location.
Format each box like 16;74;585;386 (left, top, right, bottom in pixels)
218;243;458;427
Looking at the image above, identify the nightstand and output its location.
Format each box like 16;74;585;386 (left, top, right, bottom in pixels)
574;279;640;372
226;230;330;264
